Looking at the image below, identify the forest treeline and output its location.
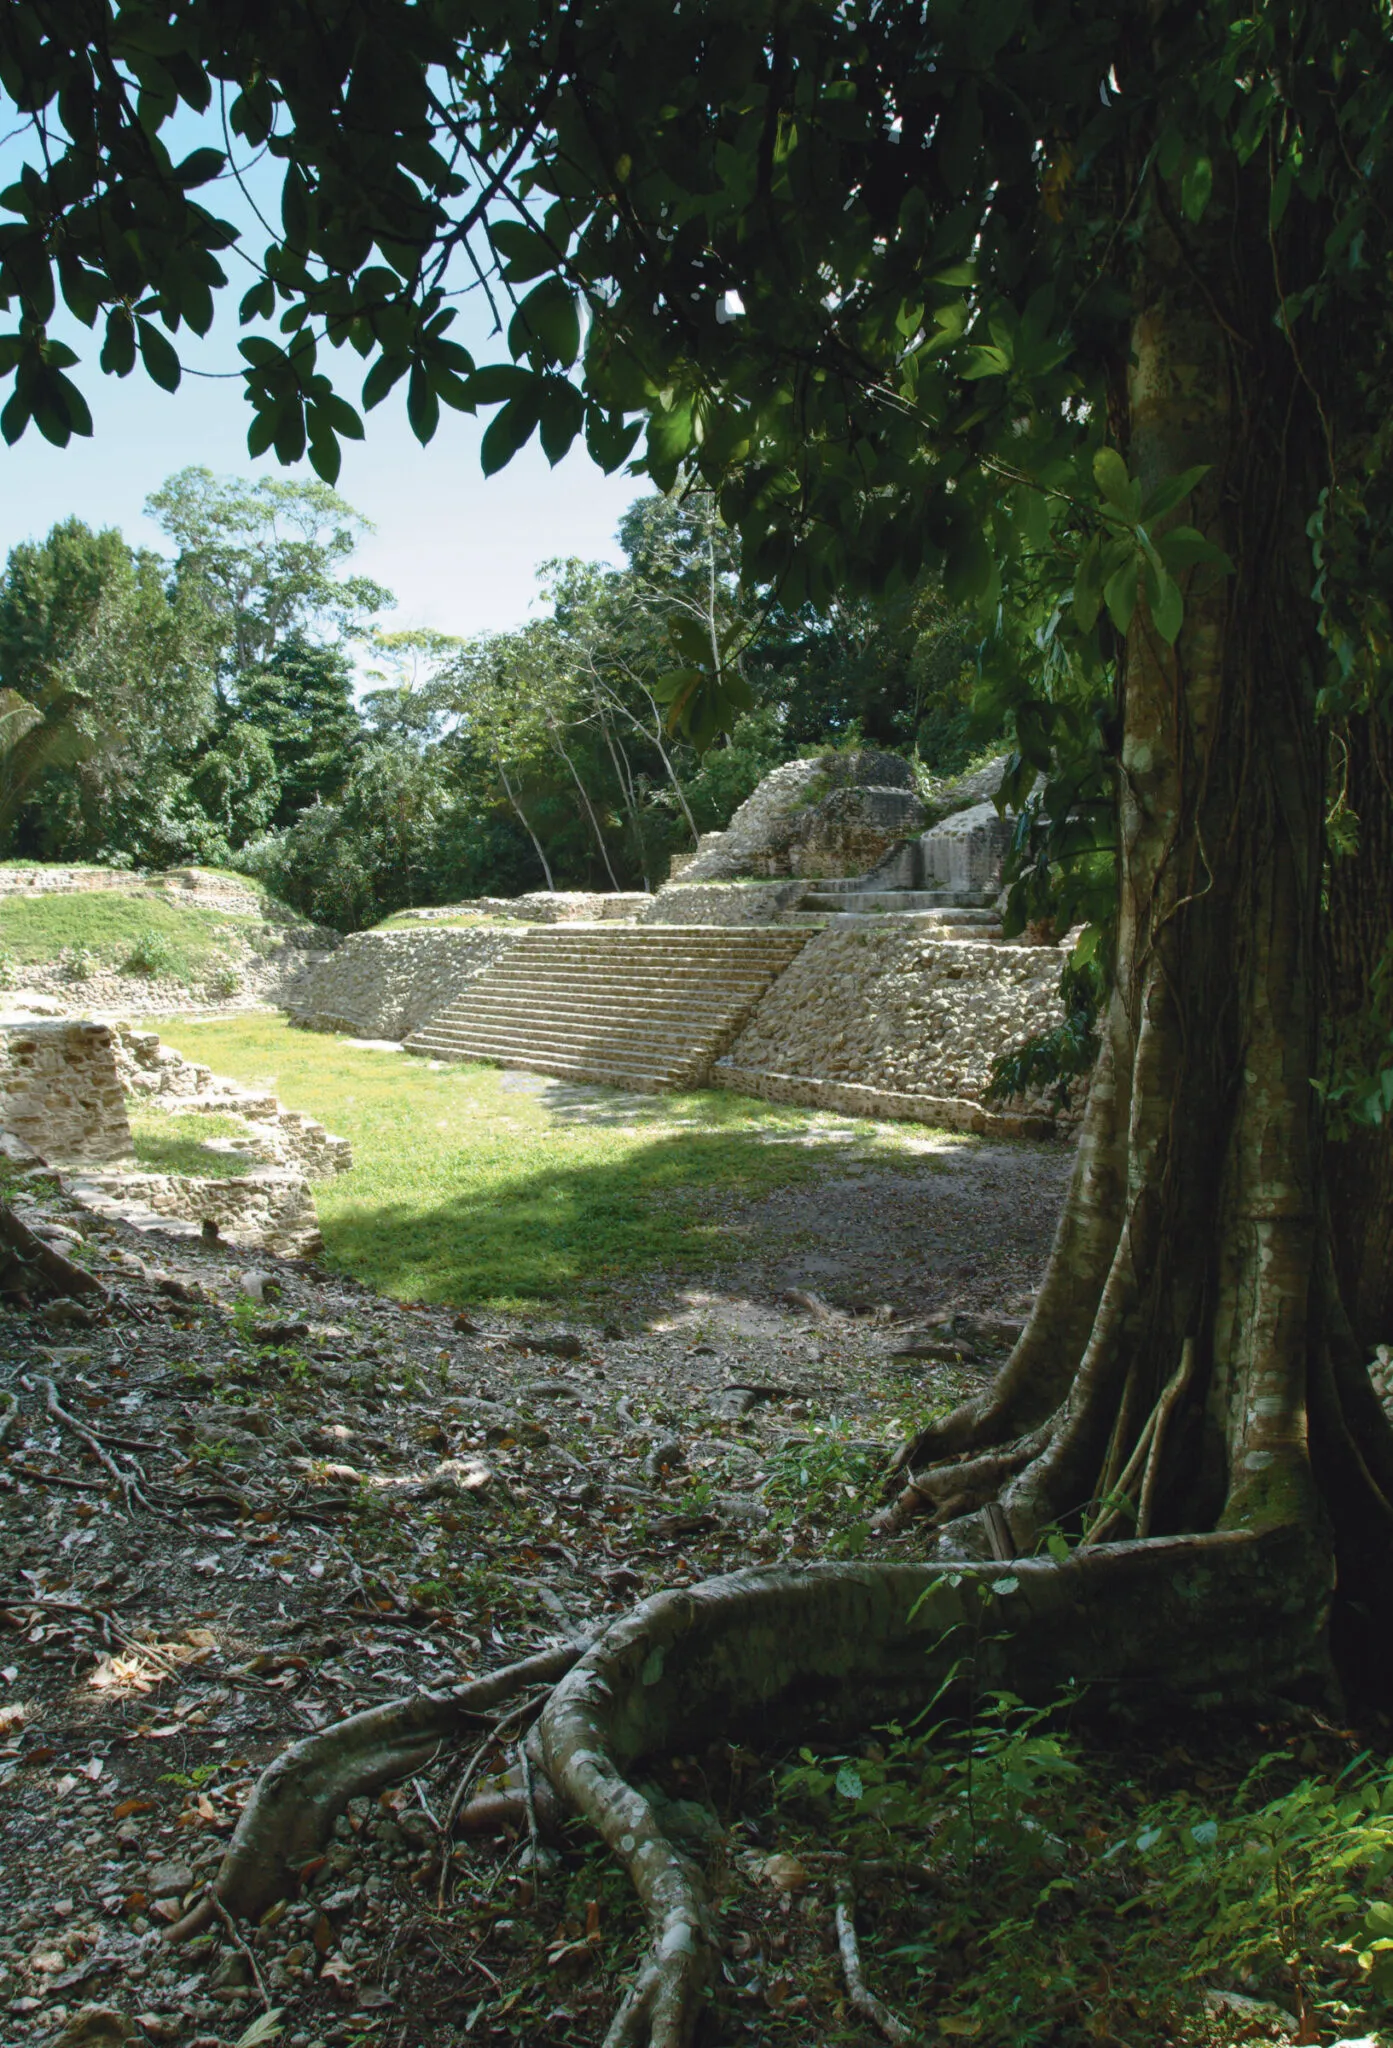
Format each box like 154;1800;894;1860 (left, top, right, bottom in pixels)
0;467;991;930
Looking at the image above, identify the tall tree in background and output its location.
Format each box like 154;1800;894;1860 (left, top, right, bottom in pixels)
145;468;390;695
5;7;1393;2035
0;516;215;861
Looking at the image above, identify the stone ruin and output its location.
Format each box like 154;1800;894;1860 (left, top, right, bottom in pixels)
282;746;1082;1133
671;749;930;883
0;1006;351;1259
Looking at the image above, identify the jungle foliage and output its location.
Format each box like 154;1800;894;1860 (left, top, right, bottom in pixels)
0;473;984;925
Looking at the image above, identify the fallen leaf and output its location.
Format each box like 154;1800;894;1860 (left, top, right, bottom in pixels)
113;1798;154;1821
759;1854;809;1892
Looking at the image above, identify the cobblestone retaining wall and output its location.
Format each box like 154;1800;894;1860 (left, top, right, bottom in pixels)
714;921;1070;1126
639;881;804;925
66;1163;322;1258
285;927;524;1039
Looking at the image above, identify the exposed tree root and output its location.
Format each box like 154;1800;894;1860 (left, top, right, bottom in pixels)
835;1875;914;2045
172;1533;1330;2042
165;1639;586;1941
0;1201;107;1303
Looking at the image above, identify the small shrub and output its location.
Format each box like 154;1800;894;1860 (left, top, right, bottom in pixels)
0;947;17;990
58;943;97;982
120;930;181;979
203;959;242;1000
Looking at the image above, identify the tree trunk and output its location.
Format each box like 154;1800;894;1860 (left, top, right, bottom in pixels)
1323;708;1393;1346
496;756;556;891
888;180;1393;1681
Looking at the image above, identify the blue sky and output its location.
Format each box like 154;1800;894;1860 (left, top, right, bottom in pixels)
0;324;643;641
0;106;645;642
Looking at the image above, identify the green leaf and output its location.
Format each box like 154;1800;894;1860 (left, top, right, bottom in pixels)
647;400;694;476
480;391;541;474
1092;446;1136;518
1156;526;1233;574
461;364;536;406
489;218;555;283
834;1762;864;1801
136;317;180;391
100;309;136;377
585;409;642;473
175;146;225;189
1072;539;1104;632
306;420;342;484
1103;556;1139;635
991;1576;1019;1597
1181;155;1213;224
961;344;1010;380
667;614;711;665
509;277;581;370
1148;566;1183;644
406;362;439;445
943;520;991;604
537;378;583;464
649;666;701;704
239;278;275;324
1140;465;1210;523
362;352;410;411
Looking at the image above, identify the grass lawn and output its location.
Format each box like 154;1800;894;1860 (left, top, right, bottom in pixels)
0;891;263;981
126;1105;263;1176
148;1013;953;1313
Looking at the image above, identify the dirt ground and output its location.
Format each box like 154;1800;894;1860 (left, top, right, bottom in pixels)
0;1103;1069;2048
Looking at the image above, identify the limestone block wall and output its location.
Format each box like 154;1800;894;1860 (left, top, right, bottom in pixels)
639;881;804;925
392;891;650;924
714;922;1070;1128
284;926;525;1039
918;801;1014;895
0;1017;133;1163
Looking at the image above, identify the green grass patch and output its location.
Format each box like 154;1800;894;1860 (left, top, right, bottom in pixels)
126;1105;263;1177
373;910;498;930
147;1013;954;1312
0;892;261;982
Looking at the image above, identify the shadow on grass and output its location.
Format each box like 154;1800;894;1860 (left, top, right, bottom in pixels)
317;1121;877;1311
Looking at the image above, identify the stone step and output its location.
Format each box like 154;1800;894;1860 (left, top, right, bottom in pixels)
467;972;777;1005
514;925;805;947
405;923;810;1089
801;889;1001;915
408;1029;699;1075
408;1047;695;1092
430;997;744;1033
800;884;993;908
416;1019;716;1060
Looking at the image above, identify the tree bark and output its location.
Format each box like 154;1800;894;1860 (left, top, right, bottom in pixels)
888;168;1393;1681
1323;708;1393;1346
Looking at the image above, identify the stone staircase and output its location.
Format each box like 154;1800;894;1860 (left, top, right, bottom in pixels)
795;883;1005;940
403;925;811;1090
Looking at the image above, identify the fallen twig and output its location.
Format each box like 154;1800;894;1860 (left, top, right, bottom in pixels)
834;1875;915;2045
207;1888;272;2011
20;1374;160;1517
